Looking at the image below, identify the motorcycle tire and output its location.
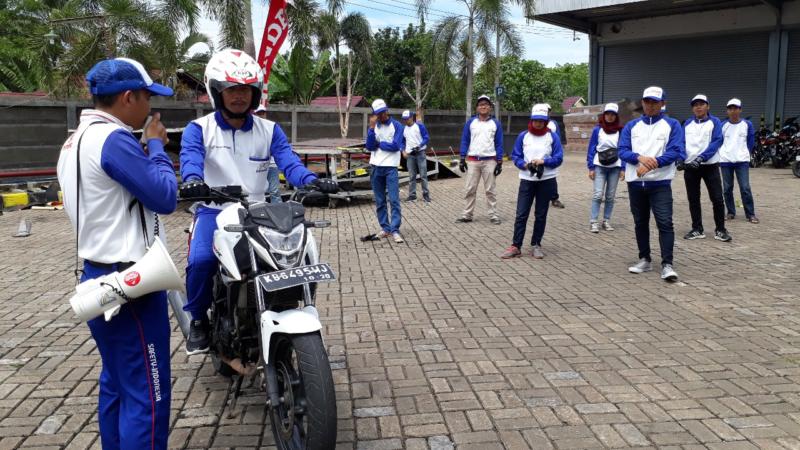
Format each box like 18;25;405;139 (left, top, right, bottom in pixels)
772;155;788;169
793;161;800;178
269;332;336;450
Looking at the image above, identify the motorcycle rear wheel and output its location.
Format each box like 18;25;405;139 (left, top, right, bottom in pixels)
269;332;337;450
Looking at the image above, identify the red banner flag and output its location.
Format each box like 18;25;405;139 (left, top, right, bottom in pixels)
257;0;290;105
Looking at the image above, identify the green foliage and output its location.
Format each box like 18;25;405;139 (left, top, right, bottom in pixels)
474;56;589;112
269;45;334;104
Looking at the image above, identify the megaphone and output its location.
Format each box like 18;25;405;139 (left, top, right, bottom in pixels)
70;237;184;322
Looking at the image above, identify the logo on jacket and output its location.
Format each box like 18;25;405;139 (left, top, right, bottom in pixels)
124;271;141;287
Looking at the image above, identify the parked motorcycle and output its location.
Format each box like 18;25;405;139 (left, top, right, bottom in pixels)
767;117;798;169
178;185;338;450
751;123;772;168
792;130;800;178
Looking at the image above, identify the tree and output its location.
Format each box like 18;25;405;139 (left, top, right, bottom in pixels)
432;0;501;119
268;45;334;104
5;0;199;96
317;1;372;137
487;0;531;120
202;0;252;55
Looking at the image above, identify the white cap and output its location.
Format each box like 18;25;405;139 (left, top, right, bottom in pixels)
530;104;549;120
254;104;267;113
727;98;742;108
401;110;412;119
544;103;552;111
371;99;388;114
476;94;493;106
642;86;664;101
691;94;709;105
603;103;619;114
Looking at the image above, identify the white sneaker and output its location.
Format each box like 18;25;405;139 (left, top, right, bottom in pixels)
392;232;404;243
661;264;678;282
590;222;600;233
602;221;614;231
628;258;652;274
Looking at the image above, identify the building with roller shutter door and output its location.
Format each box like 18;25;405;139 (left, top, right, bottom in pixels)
534;0;800;126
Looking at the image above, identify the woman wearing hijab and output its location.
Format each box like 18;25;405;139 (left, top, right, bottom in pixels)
501;104;564;259
586;103;625;232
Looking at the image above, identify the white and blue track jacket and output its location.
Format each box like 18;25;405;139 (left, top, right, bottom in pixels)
180;111;316;206
403;122;430;152
586;125;624;170
683;115;723;164
619;113;686;186
366;118;405;167
57;109;177;263
720;119;755;166
511;130;564;182
459;116;503;160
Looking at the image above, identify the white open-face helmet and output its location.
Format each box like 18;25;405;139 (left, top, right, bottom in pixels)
204;49;263;111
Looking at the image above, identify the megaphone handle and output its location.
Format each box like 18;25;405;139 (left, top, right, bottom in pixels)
99;281;132;302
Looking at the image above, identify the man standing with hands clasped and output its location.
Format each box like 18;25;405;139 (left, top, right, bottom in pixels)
679;94;732;242
618;86;685;282
366;99;405;243
456;95;504;224
57;57;177;449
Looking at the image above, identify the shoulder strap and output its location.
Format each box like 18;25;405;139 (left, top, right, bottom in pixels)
73;122;104;280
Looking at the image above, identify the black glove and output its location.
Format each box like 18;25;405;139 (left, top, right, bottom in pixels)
493;162;502;176
685;159;701;170
179;178;210;199
311;178;339;194
459;158;467;173
527;162;545;179
676;160;685;171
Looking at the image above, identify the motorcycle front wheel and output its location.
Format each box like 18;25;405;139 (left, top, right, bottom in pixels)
269;332;337;450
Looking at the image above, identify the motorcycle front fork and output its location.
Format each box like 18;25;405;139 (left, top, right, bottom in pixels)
253;278;282;410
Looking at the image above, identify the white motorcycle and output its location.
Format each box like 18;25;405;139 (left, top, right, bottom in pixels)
175;185;337;450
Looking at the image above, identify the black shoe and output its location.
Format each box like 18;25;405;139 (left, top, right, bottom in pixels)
551;199;565;209
455;217;473;223
714;230;732;242
404;196;417;202
423;195;431;203
186;319;210;355
683;229;706;240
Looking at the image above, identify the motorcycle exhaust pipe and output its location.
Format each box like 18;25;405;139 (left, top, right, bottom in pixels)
167;290;193;339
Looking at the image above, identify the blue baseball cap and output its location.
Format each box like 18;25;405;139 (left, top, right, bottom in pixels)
86;57;173;96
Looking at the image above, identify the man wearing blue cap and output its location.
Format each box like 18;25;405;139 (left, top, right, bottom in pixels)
618;86;685;282
401;109;431;202
57;57;177;449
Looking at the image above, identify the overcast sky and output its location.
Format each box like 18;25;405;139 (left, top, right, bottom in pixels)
195;0;589;67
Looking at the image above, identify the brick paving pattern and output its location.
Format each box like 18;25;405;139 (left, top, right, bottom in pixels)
2;153;800;449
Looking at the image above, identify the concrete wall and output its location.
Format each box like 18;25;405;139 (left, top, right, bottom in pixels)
0;98;560;171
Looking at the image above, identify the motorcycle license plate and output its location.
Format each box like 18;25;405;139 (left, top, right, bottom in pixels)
257;263;336;292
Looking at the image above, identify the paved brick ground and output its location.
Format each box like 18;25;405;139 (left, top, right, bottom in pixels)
2;153;800;449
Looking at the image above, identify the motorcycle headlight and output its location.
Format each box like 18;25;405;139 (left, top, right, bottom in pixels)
259;224;305;268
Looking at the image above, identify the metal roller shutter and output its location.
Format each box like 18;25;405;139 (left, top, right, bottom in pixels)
783;31;800;120
601;32;770;122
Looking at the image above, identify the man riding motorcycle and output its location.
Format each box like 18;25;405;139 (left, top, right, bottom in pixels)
179;49;337;354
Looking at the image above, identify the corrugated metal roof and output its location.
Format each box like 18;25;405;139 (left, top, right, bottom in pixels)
534;0;766;32
535;0;643;15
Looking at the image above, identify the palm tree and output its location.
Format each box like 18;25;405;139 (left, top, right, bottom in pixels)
432;0;502;119
269;45;334;104
489;0;531;119
316;0;372;137
20;0;199;96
